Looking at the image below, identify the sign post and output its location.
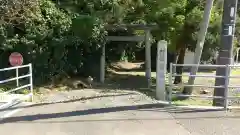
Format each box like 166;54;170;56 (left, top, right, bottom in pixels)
9;52;23;87
156;40;167;100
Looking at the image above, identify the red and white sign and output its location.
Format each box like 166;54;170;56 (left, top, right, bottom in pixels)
9;52;23;66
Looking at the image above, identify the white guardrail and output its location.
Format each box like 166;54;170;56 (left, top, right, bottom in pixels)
168;63;240;110
0;64;33;109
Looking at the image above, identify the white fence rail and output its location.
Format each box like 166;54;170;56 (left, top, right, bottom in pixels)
168;63;240;110
0;64;33;109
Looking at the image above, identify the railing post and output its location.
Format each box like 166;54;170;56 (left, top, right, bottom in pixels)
29;64;34;102
168;63;173;104
224;64;230;110
16;68;19;87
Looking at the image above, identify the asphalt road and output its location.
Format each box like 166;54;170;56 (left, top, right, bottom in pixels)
0;90;239;135
0;103;195;135
0;91;193;135
170;108;240;135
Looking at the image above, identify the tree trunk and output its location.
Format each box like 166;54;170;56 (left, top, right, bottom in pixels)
174;47;186;84
167;51;177;73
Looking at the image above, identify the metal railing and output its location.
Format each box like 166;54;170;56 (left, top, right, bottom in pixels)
0;64;33;109
168;63;240;109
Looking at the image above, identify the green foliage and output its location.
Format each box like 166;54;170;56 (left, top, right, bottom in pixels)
0;0;238;85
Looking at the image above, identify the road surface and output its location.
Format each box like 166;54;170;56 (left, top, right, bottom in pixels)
0;90;239;135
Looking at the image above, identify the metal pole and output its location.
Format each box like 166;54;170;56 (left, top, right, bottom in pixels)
16;68;19;87
213;0;238;106
168;63;173;105
29;64;34;102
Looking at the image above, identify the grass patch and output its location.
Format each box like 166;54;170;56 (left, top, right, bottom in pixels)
0;82;31;94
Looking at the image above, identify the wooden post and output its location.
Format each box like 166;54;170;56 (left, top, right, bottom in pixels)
100;44;105;83
145;30;151;88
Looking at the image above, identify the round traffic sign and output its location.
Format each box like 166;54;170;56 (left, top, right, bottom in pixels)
9;52;23;66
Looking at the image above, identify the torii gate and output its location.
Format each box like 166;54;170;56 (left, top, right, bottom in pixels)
100;24;158;88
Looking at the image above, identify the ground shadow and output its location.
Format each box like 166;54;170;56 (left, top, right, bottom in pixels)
0;103;237;124
0;103;167;124
94;70;156;99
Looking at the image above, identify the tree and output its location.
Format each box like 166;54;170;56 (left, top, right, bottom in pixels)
0;0;229;86
0;0;38;24
153;0;205;84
